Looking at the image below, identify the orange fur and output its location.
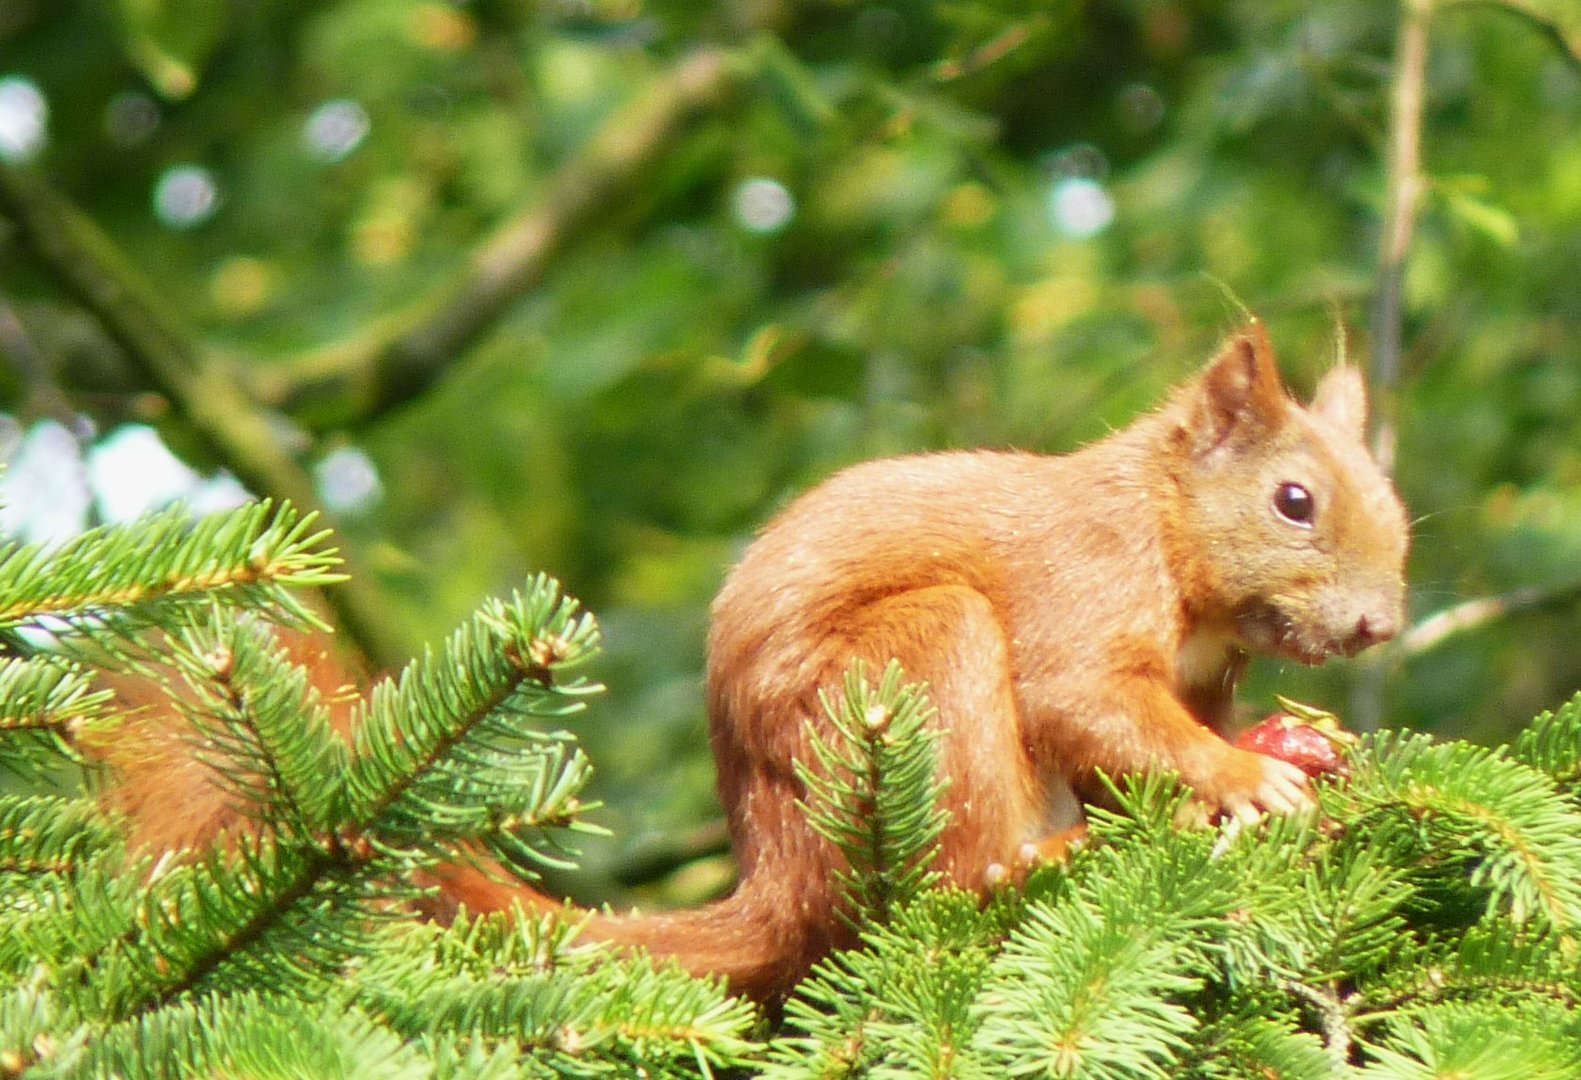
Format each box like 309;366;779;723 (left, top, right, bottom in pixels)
93;323;1410;1005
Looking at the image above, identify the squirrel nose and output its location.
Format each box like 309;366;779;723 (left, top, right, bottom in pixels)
1351;610;1400;651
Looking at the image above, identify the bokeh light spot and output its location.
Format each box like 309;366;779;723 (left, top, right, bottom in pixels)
0;75;47;163
1048;177;1115;239
303;99;370;162
211;257;274;318
316;445;383;515
104;91;160;146
732;177;794;234
153;164;219;228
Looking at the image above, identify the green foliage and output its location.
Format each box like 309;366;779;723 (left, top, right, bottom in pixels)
352;916;758;1079
0;658;110;778
795;659;949;926
0;500;344;645
1334;730;1581;928
347;578;603;878
1354;1002;1581;1080
770;727;1581;1078
1510;690;1581;785
0;502;758;1075
159;609;349;836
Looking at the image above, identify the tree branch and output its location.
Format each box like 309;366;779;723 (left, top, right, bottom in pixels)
244;46;745;430
1400;581;1581;657
1369;0;1433;476
0;163;392;662
0;45;745;661
1352;0;1434;732
0;294;79;431
1443;0;1581;70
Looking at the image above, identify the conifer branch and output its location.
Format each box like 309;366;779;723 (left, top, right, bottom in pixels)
0;853;145;1014
346;575;604;876
971;837;1232;1075
69;991;424;1079
1364;924;1581;1014
121;836;381;1012
768;888;1004;1077
0;982;81;1078
0;657;108;739
0;501;344;641
0;657;110;776
1338;732;1581;930
354;915;758;1076
1358;1001;1581;1076
1509;690;1581;786
1285;979;1355;1069
0;796;118;876
1190;1010;1335;1078
95;578;607;1018
795;660;948;928
160;613;348;838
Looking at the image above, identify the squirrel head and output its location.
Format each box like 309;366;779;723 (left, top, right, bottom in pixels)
1165;322;1409;665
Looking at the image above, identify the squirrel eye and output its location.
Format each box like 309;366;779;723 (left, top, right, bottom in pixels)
1273;482;1315;525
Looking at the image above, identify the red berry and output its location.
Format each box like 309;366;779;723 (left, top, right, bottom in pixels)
1234;698;1357;779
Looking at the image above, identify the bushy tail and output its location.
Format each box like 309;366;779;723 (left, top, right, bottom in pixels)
427;860;832;1002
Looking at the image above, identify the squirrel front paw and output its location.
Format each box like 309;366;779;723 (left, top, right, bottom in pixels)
1191;745;1313;827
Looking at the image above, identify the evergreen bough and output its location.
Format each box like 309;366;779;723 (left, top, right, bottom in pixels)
2;500;1581;1076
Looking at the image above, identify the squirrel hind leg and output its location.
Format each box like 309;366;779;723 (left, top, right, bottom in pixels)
842;585;1045;895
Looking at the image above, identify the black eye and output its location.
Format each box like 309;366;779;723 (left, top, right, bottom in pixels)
1273;482;1315;525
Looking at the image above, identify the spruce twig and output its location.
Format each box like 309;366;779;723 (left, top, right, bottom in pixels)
794;660;948;928
0;500;343;642
0;657;109;776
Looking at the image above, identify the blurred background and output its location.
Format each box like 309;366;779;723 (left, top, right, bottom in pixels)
2;0;1579;906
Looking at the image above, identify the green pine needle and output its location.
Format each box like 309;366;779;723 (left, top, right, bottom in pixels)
0;656;112;777
0;656;110;738
354;915;759;1078
111;831;388;1012
347;574;605;876
0;795;120;877
1512;690;1581;786
1336;731;1581;930
65;991;428;1080
769;888;1005;1079
970;837;1233;1079
1356;1001;1581;1079
0;500;345;642
1188;1011;1335;1080
160;609;350;837
795;660;949;928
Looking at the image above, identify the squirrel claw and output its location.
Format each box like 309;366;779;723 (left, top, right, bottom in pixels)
984;825;1090;890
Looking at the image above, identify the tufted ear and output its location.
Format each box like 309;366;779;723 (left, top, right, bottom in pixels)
1182;322;1289;455
1310;364;1369;443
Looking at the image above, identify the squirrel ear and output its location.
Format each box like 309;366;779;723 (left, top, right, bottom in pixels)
1310;364;1369;442
1185;322;1288;454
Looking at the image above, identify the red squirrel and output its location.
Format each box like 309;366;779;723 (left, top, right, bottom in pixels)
98;322;1409;1003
